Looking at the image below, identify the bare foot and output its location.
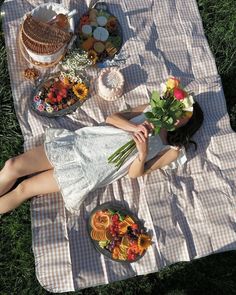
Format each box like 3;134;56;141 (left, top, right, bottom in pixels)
0;160;17;196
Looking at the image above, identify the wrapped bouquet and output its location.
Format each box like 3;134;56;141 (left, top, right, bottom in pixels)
108;77;194;169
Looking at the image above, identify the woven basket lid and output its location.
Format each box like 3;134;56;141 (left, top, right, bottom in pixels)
21;30;64;55
21;15;71;55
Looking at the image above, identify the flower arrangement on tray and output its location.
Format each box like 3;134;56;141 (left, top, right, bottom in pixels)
89;205;152;262
77;3;122;64
32;72;89;116
108;77;195;169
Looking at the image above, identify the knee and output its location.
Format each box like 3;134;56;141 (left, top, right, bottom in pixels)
15;180;28;198
4;157;15;170
5;157;18;171
4;157;20;178
15;179;36;200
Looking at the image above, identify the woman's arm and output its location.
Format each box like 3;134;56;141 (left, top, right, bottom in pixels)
143;148;180;175
128;142;180;178
105;104;149;133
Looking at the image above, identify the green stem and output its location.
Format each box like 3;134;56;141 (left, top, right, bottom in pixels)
108;140;134;162
114;142;135;164
116;145;137;169
108;140;133;162
110;141;135;165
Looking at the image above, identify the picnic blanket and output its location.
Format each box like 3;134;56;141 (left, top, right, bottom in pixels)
2;0;236;292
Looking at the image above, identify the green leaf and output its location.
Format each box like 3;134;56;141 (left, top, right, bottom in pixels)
149;119;162;127
154;126;161;134
145;111;155;119
152;107;164;116
118;212;125;221
151;90;160;101
167;126;176;131
175;110;184;118
166;117;174;125
108;209;116;215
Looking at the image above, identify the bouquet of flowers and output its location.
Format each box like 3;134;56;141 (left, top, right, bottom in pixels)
108;77;194;169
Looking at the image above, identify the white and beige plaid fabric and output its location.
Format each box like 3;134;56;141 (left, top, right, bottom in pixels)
2;0;236;292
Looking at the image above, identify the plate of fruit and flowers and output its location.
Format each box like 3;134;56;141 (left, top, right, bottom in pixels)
88;202;152;262
31;72;89;117
76;2;123;64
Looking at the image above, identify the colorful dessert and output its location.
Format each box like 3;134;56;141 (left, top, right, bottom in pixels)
96;68;124;101
89;207;152;262
32;73;89;115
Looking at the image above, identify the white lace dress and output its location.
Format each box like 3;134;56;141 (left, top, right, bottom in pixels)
44;110;187;213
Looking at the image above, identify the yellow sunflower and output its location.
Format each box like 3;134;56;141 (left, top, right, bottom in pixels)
72;83;88;100
137;234;152;254
87;49;98;64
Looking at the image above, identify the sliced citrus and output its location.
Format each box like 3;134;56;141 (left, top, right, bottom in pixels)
91;211;111;231
90;229;107;241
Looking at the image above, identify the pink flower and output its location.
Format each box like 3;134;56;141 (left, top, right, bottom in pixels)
173;88;187;100
166;77;180;89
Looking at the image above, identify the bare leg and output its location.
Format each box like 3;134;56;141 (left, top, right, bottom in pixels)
0;145;52;196
0;170;60;214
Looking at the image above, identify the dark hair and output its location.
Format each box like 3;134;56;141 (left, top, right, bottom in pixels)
167;101;204;150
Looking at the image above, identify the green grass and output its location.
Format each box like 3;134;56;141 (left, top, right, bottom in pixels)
0;0;236;294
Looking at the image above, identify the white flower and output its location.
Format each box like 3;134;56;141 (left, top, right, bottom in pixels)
160;83;167;96
182;95;194;110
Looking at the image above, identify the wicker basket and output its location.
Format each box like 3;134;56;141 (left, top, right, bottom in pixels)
19;2;75;64
21;15;71;55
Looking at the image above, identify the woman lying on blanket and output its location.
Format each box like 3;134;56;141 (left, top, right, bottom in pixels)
0;102;203;214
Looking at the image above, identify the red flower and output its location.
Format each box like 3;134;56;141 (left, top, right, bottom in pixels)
173;88;187;100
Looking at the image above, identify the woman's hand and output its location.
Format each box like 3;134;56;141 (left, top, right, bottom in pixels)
133;121;154;159
133;131;149;160
134;121;154;137
128;130;149;178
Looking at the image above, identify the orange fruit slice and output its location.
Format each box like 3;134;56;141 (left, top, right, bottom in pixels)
91;211;110;231
90;229;107;241
124;216;135;225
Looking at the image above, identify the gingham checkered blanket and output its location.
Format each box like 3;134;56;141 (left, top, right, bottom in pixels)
2;0;236;292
